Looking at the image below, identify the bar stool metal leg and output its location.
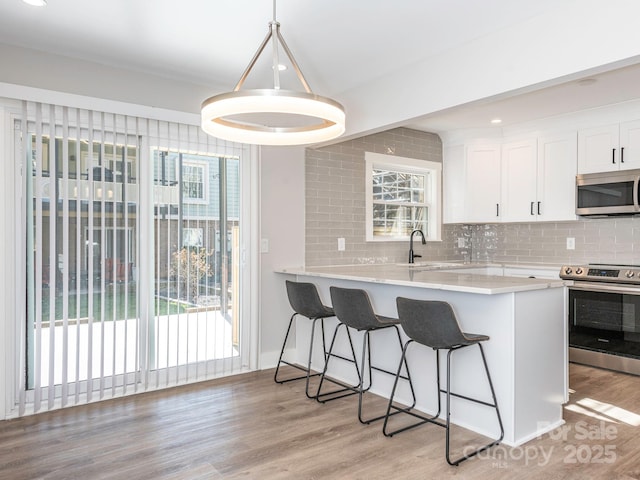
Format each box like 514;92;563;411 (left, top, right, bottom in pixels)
275;280;347;400
274;312;328;399
315;323;362;402
383;340;441;436
384;297;504;466
319;286;416;424
444;343;504;466
357;325;416;424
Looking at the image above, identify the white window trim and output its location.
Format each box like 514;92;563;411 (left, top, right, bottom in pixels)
365;151;442;242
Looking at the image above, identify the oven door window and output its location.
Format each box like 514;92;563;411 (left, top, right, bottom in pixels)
569;288;640;358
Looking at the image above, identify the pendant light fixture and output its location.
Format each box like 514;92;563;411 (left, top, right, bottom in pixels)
201;0;346;146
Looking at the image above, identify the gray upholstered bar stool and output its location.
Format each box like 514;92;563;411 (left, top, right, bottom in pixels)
274;280;353;400
383;297;504;466
316;286;416;424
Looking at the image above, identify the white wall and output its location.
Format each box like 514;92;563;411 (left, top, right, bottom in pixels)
0;44;215;115
258;146;306;368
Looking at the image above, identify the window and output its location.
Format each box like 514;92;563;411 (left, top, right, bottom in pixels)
365;152;441;241
182;162;207;203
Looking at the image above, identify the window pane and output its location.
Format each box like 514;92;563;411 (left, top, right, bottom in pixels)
183;163;205;201
372;204;427;237
373;168;427;204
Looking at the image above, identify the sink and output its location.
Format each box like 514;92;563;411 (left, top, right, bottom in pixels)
438;266;505;276
397;261;466;269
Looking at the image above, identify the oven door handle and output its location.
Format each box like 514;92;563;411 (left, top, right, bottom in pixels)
635;175;640;212
569;282;640;295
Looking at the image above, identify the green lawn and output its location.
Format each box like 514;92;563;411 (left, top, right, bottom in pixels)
40;284;187;322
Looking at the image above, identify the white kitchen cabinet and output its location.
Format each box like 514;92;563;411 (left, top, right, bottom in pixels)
619;119;640;169
536;132;577;221
443;144;466;224
500;139;537;222
499;133;576;222
464;143;501;223
578;120;640;173
444;133;576;224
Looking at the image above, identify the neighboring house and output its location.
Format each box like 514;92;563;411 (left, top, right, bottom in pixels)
33;136;240;291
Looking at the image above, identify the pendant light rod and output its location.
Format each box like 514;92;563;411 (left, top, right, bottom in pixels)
232;1;312;94
275;25;312;93
271;22;281;90
233;29;272;91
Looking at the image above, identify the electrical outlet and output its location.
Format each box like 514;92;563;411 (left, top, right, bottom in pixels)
457;237;465;248
566;237;575;250
337;238;346;251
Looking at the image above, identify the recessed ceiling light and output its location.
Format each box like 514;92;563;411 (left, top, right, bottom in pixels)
491;118;502;124
22;0;47;6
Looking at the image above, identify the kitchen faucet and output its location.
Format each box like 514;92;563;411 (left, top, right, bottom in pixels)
408;229;426;264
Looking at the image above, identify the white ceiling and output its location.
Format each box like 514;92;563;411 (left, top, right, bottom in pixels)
2;0;640;138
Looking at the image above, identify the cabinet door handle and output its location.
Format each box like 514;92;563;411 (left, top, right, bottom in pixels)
537;201;541;215
613;148;616;164
621;147;625;163
530;201;535;215
496;203;499;217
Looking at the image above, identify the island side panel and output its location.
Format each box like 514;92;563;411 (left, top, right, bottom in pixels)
513;287;566;444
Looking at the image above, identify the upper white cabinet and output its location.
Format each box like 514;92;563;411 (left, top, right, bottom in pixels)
444;133;577;223
578;120;640;173
464;143;501;223
500;139;537;222
536;133;577;221
443;142;501;223
500;134;577;222
443;144;466;224
620;120;640;169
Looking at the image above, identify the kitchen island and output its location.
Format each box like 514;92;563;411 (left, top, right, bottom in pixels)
277;263;568;447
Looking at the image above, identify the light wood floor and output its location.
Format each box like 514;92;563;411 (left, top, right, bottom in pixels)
0;363;639;479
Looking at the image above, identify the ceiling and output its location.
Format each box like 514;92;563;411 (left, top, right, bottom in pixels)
1;0;640;138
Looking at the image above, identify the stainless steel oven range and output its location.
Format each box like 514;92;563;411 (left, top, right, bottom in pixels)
560;263;640;375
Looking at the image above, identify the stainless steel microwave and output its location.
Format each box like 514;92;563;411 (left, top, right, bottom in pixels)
576;169;640;216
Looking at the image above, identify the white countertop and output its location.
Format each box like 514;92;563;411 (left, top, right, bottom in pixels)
276;263;567;295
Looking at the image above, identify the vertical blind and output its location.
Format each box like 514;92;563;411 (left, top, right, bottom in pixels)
17;100;250;416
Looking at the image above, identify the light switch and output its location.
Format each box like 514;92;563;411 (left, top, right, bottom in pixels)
260;238;269;253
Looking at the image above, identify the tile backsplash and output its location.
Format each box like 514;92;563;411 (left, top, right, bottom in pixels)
305;127;640;267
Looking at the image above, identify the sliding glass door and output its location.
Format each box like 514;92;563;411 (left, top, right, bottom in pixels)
19;102;248;414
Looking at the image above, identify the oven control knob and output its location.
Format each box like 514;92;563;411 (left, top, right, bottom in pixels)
626;270;635;278
564;267;573;275
575;268;583;275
